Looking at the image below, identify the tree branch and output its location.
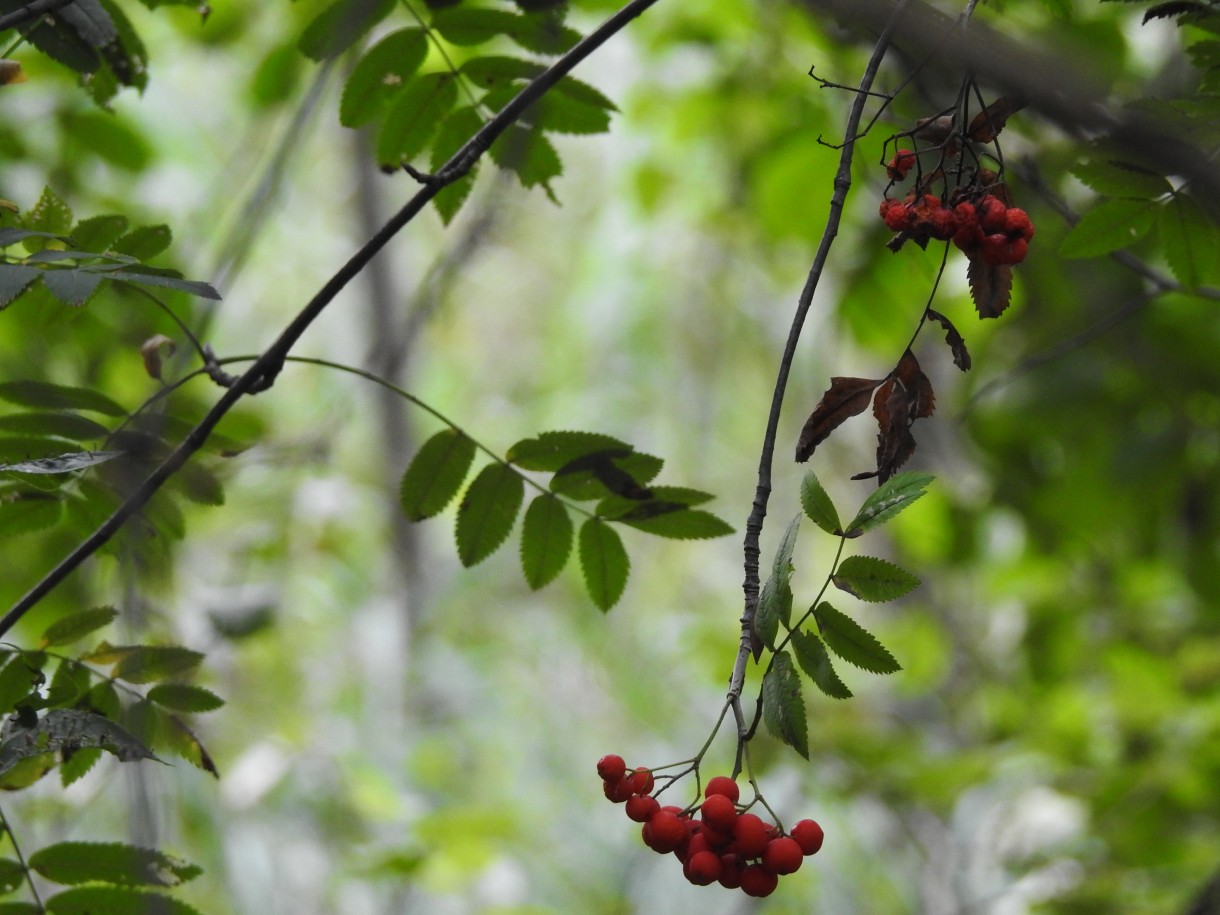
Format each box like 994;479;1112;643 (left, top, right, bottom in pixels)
729;0;913;702
0;0;661;639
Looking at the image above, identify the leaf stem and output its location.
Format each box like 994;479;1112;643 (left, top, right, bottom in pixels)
0;805;43;911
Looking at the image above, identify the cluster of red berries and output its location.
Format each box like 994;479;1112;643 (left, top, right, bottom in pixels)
598;754;824;897
880;149;1036;267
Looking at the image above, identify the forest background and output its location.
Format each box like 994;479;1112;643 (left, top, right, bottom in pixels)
0;0;1217;913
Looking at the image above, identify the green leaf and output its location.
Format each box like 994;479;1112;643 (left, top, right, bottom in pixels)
578;518;629;611
40;606;118;648
40;269;105;307
0;412;109;441
0;709;157;777
111;646;205;684
430;106;483;224
455;462;525;566
772;513;801;578
60;747;103;787
519;493;573;589
549;451;662;501
1071;159;1172;198
46;887;202;915
22;187;73;252
831;555;920;602
298;0;394;60
158;713;219;777
112;224;171;260
399;429;476;521
617;507;733;539
0;381;125;416
800;471;841;535
762;650;808;758
0;902;43;914
481;83;611;135
507;431;631;471
754;572;791;651
104;268;221;300
1158;193;1220;289
0;493;64;538
0;265;40;308
460;55;545;89
430;7;580;53
813;601;901;673
595;486;715;518
31;842;201;888
790;629;853;699
69;214;128;252
1059;198;1159;258
0;654;42;714
340;28;428;128
173;462;225;506
489;125;561;193
844;471;933;537
146;684;224;713
0;858;26;894
376;72;459;167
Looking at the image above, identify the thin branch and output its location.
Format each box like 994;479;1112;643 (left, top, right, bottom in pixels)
0;0;74;33
0;0;662;640
729;0;912;705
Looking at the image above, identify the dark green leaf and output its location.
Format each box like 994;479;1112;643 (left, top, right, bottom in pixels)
0;655;42;715
550;451;661;501
0;265;41;307
460;55;545;89
340;28;428;128
60;747;102;786
0;710;157;778
455;462;525;566
800;471;841;535
112;224;171;260
617;507;732;539
519;493;573;589
754;572;791;650
790;629;853;699
1159;193;1220;289
844;471;933;537
762;650;808;758
0;412;109;441
832;555;920;602
0;381;125;416
1059;198;1159;258
507;431;631;471
22;188;73;250
814;601;901;673
482;83;611;135
147;684;224;713
1071;159;1173;199
31;842;202;888
399;429;476;521
0;858;25;894
104;268;221;300
41;268;104;306
1;450;123;474
430;106;483;224
173;462;225;507
376;72;458;167
45;887;202;915
298;0;394;60
578;518;629;611
0;492;63;537
0;228;68;248
489;125;561;193
43;659;91;708
111;646;205;684
431;7;580;53
40;606;118;648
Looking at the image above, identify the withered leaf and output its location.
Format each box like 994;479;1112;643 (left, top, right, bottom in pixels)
968;97;1026;144
795;376;883;462
967;256;1013;319
871;350;935;483
926;309;971;371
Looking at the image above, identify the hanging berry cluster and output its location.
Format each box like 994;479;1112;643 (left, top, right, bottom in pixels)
598;755;824;897
878;181;1035;267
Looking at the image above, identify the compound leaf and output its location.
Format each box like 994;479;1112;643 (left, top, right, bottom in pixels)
455;462;524;566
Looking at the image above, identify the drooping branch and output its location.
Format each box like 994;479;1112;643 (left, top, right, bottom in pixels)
729;0;914;704
0;0;662;639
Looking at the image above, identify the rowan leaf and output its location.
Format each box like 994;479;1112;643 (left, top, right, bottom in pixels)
111;646;204;684
925;309;971;371
1060;197;1158;258
0;411;109;441
790;628;853;699
1071;158;1172;198
762;650;808;758
0;709;157;777
579;518;628;611
45;887;202;915
1158;193;1220;289
376;72;459;168
489;125;562;193
399;428;476;521
146;684;224;714
844;471;934;537
800;471;841;535
0;381;125;416
795;377;883;461
967;256;1013;319
455;462;525;566
507;431;631;471
430;106;483;224
113;224;171;260
549;451;660;501
755;571;792;650
40;606;118;648
69;214;128;252
519;493;573;589
0;858;25;894
814;601;902;673
0;265;40;307
616;507;732;539
772;513;801;578
30;841;201;887
340;28;428;128
298;0;394;60
0;450;123;474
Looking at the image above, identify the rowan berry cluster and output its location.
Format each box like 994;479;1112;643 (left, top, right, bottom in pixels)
598;754;824;897
879;149;1036;266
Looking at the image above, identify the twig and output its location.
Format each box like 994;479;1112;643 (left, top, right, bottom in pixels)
0;0;74;33
729;0;912;707
0;0;662;640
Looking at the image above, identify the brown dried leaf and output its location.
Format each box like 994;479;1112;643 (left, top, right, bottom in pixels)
968;96;1026;143
139;335;177;381
871;351;935;482
967;256;1013;319
0;60;27;87
796;376;883;462
926;309;971;371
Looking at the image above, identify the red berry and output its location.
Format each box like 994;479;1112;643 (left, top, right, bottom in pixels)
979;195;1008;233
732;812;770;858
739;864;779;898
1008;236;1029;264
627;767;654;796
882;201;912;232
678;829;712;863
625;795;659;823
603;776;635;803
642;811;687;853
1004;206;1034;241
705;776;740;803
701;794;738;833
762;836;804;875
596;754;626;783
927;206;957;241
980;232;1011;266
685;850;722;886
791;819;825;855
886;148;916;180
718;854;746;890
